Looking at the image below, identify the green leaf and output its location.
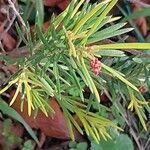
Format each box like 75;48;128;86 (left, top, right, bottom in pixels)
35;24;51;50
15;23;28;45
0;99;39;145
82;0;118;44
80;57;100;102
69;141;77;148
118;4;145;42
101;63;139;92
63;0;76;26
76;142;88;150
95;50;126;57
35;0;44;27
91;134;134;150
123;7;150;22
22;140;34;150
63;108;75;140
39;77;54;96
88;28;133;43
72;0;111;34
71;0;85;18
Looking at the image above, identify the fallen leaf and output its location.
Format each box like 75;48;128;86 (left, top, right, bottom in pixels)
30;21;50;33
44;0;62;6
131;1;149;36
10;91;82;141
57;0;70;10
136;0;150;5
0;19;16;51
1;32;17;51
44;0;69;10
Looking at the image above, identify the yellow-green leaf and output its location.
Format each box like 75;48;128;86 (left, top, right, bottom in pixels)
101;63;139;92
96;43;150;50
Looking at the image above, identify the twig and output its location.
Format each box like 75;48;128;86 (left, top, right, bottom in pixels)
0;14;16;42
6;48;29;58
144;136;150;149
130;128;144;150
7;0;26;28
144;121;150;149
0;41;5;52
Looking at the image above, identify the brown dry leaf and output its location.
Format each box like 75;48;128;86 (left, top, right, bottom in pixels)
0;21;16;51
44;0;69;10
1;32;17;51
0;6;17;51
31;0;69;33
141;0;150;4
30;21;50;34
131;0;150;36
57;0;70;10
10;91;82;141
44;0;63;6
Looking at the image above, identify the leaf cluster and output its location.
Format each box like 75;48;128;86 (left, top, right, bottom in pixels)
0;0;150;143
